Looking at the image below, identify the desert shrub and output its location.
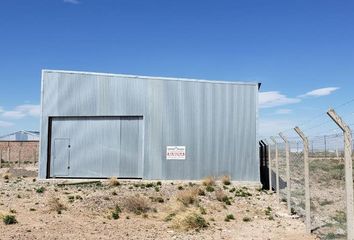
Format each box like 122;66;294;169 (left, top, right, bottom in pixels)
199;206;207;215
221;175;231;185
68;195;75;203
173;212;208;230
319;199;334;206
265;206;272;216
48;196;67;214
164;213;176;222
205;186;215;192
235;188;252;197
156;181;162;186
111;205;121;220
177;186;184;190
145;183;154;188
197;188;205;196
202;176;215;187
123;195;150;215
3;215;17;225
3;174;9;180
150;196;164;203
176;188;199;206
332;211;346;224
224;214;235;222
154;186;160;192
243;216;252;222
36;187;45;194
112;191;117;196
215;189;226;201
109;177;120;186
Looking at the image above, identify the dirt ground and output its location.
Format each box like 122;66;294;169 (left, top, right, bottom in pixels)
0;166;316;240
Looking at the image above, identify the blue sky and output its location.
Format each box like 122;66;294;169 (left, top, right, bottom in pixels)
0;0;353;137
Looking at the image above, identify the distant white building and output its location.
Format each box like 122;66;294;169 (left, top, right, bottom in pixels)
0;131;40;141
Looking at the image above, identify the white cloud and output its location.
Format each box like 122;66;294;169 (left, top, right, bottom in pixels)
64;0;80;4
259;91;300;108
0;120;14;128
2;104;40;119
275;109;292;115
300;87;339;98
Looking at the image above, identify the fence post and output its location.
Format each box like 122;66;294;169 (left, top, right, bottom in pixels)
33;148;36;166
270;137;280;203
294;126;311;234
18;143;21;167
264;139;272;191
7;143;10;167
279;132;291;214
327;109;354;240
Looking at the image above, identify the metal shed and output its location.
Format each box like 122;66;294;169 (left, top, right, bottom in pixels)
39;70;259;181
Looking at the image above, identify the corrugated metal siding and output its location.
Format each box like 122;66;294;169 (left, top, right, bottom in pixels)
39;70;259;181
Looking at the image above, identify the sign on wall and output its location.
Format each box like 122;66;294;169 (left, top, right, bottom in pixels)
166;146;186;160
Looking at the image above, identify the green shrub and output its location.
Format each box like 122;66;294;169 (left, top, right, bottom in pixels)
243;216;252;222
164;213;176;222
3;215;17;225
199;206;207;215
205;186;214;192
36;187;45;194
234;188;252;197
225;214;235;222
111;205;121;220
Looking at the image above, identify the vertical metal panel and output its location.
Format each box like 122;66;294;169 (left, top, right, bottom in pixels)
40;70;259;181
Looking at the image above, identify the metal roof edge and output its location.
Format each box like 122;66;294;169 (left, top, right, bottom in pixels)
42;69;259;87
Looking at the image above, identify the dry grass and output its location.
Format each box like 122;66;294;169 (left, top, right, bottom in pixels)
221;175;231;185
47;196;67;214
176;187;199;206
215;189;227;202
109;177;120;186
172;211;209;231
123;194;150;214
202;176;215;186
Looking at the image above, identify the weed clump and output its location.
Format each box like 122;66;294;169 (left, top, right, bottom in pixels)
3;215;17;225
123;195;150;215
221;175;231;185
176;187;199;206
234;188;252;197
224;214;235;222
109;177;120;187
202;176;215;187
111;205;121;220
243;216;252;222
48;196;67;214
205;185;215;192
36;187;45;194
173;212;208;230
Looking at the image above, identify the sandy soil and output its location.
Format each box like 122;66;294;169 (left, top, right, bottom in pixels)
0;166;317;240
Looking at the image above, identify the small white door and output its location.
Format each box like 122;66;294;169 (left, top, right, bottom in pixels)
53;138;70;176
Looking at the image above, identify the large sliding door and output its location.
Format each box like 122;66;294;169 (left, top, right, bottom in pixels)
50;116;143;178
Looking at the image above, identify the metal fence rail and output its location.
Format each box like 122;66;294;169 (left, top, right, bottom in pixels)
263;108;354;240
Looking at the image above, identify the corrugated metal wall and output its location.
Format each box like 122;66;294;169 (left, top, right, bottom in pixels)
39;70;259;181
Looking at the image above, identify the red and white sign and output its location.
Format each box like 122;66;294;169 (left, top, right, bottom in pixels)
166;146;186;160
